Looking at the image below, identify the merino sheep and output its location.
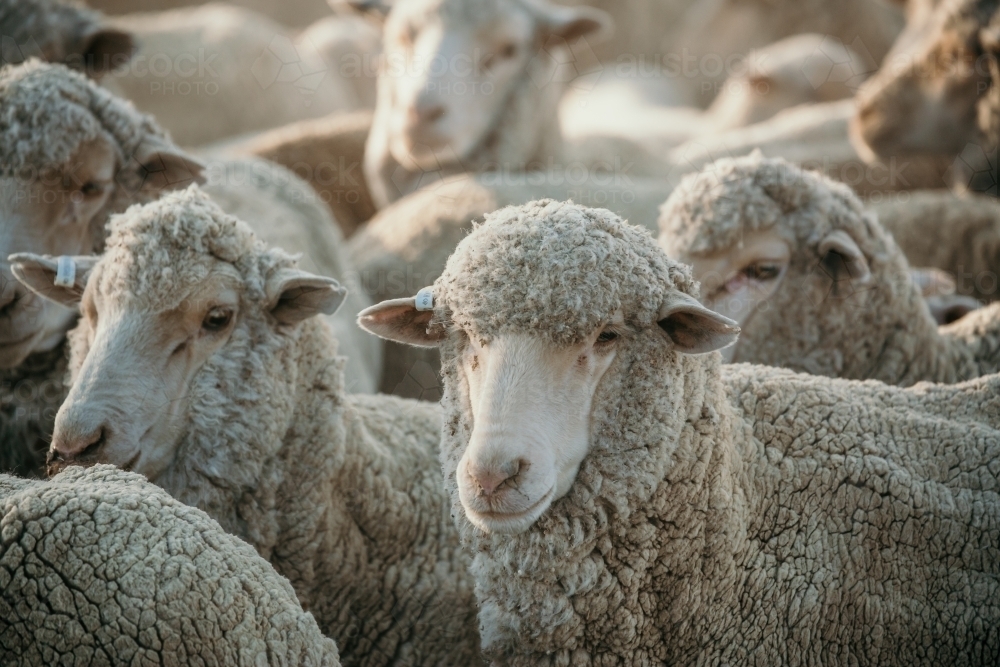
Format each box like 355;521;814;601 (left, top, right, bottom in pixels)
1;464;340;666
0;0;134;75
658;153;1000;384
0;61;379;479
851;0;1000;195
348;171;671;393
871;190;1000;303
18;187;480;666
363;0;673;207
359;198;1000;666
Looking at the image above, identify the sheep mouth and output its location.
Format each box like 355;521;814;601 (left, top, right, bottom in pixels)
463;486;555;533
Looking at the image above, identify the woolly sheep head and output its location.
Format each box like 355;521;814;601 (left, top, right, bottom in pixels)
359;200;739;535
12;187;346;480
0;61;202;369
657;153;929;374
0;0;135;76
850;0;999;163
373;0;609;170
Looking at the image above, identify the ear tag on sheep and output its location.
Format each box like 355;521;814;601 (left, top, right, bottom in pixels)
54;256;77;288
414;288;434;311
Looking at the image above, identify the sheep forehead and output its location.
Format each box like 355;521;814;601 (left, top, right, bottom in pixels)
92;188;267;310
0;61;164;177
659;154;866;257
435;199;695;344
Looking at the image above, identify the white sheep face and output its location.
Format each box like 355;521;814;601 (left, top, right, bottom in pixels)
0;136;118;369
457;325;621;534
378;0;606;170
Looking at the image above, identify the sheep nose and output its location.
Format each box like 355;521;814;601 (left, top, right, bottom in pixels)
49;422;108;464
469;459;524;496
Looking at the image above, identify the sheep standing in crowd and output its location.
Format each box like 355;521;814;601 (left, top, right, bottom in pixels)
658;153;1000;384
0;61;379;479
16;187;480;666
360;199;1000;666
851;0;1000;194
1;464;340;666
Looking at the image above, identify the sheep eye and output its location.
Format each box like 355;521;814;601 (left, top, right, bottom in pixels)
596;330;619;344
80;181;102;197
202;307;233;332
499;43;516;58
745;264;781;282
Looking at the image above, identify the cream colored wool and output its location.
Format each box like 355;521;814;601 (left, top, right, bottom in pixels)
659;153;1000;385
63;188;480;666
426;199;1000;665
0;464;340;666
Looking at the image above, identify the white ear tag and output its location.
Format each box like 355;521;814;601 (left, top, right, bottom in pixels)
54;256;77;288
414;287;434;311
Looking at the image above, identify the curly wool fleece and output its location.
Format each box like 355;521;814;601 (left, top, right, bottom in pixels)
0;0;105;68
0;464;340;667
659;152;1000;385
431;200;1000;666
65;187;480;666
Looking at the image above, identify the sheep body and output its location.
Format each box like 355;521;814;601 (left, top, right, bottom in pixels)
423;199;1000;665
0;348;66;477
0;464;340;666
56;188;480;665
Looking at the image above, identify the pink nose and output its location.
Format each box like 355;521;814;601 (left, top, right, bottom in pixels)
469;459;525;496
50;422;107;463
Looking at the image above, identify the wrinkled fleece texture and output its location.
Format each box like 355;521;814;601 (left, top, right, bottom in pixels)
0;0;108;69
429;199;1000;666
659;153;1000;385
0;464;340;666
64;187;480;667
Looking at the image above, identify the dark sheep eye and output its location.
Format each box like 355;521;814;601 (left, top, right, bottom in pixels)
202;307;233;332
597;330;619;343
745;264;781;281
80;182;101;196
500;43;516;58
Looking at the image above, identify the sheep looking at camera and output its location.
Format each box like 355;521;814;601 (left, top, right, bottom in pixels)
360;198;1000;666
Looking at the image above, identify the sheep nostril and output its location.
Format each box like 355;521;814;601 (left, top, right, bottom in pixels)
78;428;106;460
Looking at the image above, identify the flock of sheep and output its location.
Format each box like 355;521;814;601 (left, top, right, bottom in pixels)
1;0;999;665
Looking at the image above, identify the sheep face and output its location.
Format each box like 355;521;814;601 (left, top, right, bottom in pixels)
850;0;995;161
376;0;608;170
0;136;118;369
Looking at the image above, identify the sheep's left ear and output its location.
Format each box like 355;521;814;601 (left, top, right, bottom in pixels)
80;28;136;75
818;230;871;284
8;254;99;307
657;291;740;354
357;293;446;347
266;268;347;325
538;4;612;43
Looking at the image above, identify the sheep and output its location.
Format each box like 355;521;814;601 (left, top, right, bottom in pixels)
347;171;672;393
0;61;379;479
671;0;905;107
1;464;341;666
89;0;335;28
217;110;377;237
15;186;480;666
871;190;1000;304
363;0;673;207
358;198;1000;666
561;33;873;155
0;0;135;75
850;0;1000;195
658;153;1000;385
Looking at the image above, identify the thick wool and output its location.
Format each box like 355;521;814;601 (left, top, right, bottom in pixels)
659;153;1000;385
429;200;1000;665
65;187;480;666
0;464;340;666
0;0;106;68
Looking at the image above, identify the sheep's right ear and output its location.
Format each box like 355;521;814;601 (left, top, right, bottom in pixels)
9;254;99;308
357;296;446;347
657;291;740;354
123;136;206;195
817;230;871;285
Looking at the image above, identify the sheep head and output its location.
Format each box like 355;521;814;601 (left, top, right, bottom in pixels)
372;0;610;172
12;187;346;481
0;0;135;76
0;61;202;369
360;199;738;535
850;0;999;165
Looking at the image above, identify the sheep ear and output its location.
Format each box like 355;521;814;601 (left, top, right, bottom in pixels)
818;230;871;285
124;136;206;195
925;294;981;325
657;292;740;355
8;254;99;307
357;297;446;347
79;28;136;76
538;4;612;43
266;269;347;326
